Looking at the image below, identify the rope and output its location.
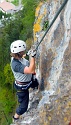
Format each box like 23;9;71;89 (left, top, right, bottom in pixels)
35;0;68;50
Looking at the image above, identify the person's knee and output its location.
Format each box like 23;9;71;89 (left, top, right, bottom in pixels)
21;107;27;114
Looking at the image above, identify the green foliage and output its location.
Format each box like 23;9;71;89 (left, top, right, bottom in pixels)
0;11;3;19
0;11;11;19
0;88;17;124
0;88;16;113
0;30;10;68
4;63;14;86
12;0;19;6
43;20;49;30
3;17;23;42
20;0;38;41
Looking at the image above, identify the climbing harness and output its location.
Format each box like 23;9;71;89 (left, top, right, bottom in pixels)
35;0;68;51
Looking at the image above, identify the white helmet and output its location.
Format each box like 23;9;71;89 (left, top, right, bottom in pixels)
10;40;26;53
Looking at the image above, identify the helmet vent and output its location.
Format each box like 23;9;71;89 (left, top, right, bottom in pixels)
19;46;21;47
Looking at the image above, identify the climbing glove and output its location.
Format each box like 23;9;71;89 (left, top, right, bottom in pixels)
31;49;37;57
26;49;31;56
26;45;37;57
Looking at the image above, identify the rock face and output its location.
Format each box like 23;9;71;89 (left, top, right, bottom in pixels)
35;0;71;125
11;0;71;125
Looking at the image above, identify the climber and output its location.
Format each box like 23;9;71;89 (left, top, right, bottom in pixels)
10;40;39;123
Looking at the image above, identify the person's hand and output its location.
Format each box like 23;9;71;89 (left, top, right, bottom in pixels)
26;49;31;56
22;54;26;58
31;49;37;57
26;45;37;57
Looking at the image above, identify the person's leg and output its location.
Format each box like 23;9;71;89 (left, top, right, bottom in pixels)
14;89;29;119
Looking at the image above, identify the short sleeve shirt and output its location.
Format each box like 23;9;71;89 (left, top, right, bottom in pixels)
11;58;25;73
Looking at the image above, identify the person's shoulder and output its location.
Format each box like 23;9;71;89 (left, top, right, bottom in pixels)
12;58;20;63
12;58;21;67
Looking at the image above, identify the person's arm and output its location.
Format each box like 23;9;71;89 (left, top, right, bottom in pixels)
24;49;36;74
24;57;35;74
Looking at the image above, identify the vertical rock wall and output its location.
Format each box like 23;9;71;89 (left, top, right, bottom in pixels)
33;0;71;125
